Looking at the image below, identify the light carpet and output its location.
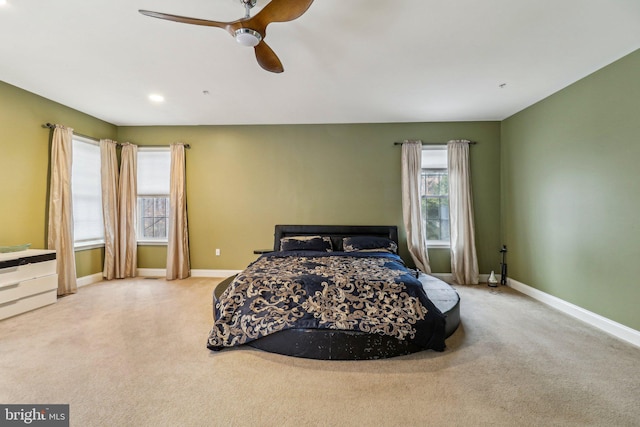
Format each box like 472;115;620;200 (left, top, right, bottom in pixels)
0;277;638;426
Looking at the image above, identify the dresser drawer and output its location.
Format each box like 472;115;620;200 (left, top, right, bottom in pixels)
0;274;58;305
0;250;58;320
0;260;57;289
0;283;58;320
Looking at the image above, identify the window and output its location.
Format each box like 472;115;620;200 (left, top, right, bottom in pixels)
137;148;170;244
71;137;104;248
421;146;450;247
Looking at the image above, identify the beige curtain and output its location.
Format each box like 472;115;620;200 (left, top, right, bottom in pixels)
166;143;190;280
401;140;431;273
118;143;138;278
448;140;479;285
47;125;77;295
100;139;120;280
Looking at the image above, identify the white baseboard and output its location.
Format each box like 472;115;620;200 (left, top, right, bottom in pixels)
76;273;103;288
430;273;500;285
77;269;240;287
191;269;242;278
136;268;241;278
76;269;639;348
508;277;640;348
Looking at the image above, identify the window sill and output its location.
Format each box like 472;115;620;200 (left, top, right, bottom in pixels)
427;241;450;249
74;241;105;251
137;241;168;246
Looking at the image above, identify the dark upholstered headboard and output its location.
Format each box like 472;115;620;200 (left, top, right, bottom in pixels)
273;225;398;252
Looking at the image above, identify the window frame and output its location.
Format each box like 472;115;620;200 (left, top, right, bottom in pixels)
421;146;451;248
136;195;170;245
136;147;171;245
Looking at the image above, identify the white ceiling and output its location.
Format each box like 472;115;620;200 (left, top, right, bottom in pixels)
1;0;639;126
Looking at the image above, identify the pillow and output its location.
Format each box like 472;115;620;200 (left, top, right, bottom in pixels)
280;235;333;252
342;236;398;254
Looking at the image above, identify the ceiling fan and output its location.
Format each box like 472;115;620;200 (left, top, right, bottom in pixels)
139;0;314;73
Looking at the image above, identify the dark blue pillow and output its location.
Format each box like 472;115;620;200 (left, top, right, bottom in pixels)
280;236;333;252
342;236;398;254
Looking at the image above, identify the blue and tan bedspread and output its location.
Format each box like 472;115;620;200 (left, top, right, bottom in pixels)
207;251;446;351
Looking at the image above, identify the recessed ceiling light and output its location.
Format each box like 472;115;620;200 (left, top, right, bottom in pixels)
148;94;165;103
0;0;9;7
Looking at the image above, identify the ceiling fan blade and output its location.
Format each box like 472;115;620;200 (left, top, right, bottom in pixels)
254;42;284;73
247;0;314;33
139;3;312;74
257;0;314;23
139;10;232;32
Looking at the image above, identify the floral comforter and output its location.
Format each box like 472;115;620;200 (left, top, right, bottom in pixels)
207;251;445;351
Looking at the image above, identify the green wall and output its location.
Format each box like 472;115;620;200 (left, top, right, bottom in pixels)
0;81;116;275
501;49;640;331
118;122;502;273
4;47;638;333
0;79;501;277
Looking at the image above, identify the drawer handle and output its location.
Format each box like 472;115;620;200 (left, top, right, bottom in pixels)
0;266;19;274
0;299;19;308
0;281;20;290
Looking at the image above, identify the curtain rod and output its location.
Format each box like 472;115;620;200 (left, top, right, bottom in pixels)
43;123;190;149
128;143;191;149
393;140;477;146
43;122;99;142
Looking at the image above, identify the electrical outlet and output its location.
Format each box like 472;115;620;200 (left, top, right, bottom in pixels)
215;248;220;256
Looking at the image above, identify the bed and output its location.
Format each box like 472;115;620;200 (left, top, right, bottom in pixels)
207;225;460;360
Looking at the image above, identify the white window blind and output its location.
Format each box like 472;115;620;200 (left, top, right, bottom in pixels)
421;146;448;169
72;137;105;247
137;149;171;196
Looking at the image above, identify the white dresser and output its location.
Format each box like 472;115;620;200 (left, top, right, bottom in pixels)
0;249;57;320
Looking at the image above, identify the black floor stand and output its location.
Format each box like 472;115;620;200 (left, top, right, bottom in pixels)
500;245;507;285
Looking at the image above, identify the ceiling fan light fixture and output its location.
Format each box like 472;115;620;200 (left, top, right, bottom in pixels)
139;0;314;72
234;28;262;47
